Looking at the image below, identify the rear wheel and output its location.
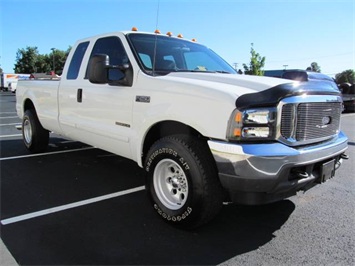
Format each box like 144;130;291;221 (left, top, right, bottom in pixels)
22;109;49;153
145;135;223;229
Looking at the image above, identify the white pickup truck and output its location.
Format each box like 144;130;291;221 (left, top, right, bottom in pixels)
16;29;348;228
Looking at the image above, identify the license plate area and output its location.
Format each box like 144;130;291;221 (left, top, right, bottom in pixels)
320;159;335;183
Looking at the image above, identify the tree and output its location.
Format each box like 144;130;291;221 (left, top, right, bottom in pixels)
335;69;355;84
48;48;71;75
14;46;71;74
36;54;51;73
14;46;40;73
306;62;321;73
243;43;266;76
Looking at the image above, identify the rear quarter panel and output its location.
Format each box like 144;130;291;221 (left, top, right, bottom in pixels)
16;80;62;134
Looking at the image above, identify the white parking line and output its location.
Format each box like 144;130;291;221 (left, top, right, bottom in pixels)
1;186;145;225
0;123;21;126
0;116;19;119
0;134;22;138
0;147;96;161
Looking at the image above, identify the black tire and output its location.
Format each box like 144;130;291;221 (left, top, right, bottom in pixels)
22;109;49;153
145;135;224;229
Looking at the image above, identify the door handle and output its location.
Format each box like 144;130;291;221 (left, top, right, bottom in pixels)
77;88;83;103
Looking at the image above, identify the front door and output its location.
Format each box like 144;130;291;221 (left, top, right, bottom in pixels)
59;35;134;159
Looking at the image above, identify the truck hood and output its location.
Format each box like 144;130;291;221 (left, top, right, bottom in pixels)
160;72;341;109
163;72;287;94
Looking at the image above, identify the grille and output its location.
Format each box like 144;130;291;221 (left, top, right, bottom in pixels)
280;104;294;138
281;102;341;143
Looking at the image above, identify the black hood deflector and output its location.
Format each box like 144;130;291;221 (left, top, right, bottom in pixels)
235;80;341;109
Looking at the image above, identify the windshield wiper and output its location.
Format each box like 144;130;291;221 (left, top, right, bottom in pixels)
175;69;231;74
215;70;231;74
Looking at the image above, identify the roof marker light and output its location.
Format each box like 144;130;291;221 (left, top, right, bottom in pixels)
166;32;173;37
155;29;161;34
191;38;197;42
177;34;183;38
132;27;138;31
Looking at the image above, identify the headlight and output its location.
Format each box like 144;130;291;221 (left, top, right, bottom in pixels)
227;108;277;141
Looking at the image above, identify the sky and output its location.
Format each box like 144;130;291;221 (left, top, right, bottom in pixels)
0;0;354;77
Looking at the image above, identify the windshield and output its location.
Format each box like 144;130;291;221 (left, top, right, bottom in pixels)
127;33;236;75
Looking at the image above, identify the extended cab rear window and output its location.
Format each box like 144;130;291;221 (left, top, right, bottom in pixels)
66;41;89;80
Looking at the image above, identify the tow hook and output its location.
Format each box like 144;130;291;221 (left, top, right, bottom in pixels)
340;153;349;160
296;171;309;179
335;153;349;170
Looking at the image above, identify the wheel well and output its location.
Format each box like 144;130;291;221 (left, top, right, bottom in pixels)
142;121;205;163
24;99;35;112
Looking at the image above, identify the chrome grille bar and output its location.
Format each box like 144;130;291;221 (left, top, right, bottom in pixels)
279;96;342;146
296;103;341;141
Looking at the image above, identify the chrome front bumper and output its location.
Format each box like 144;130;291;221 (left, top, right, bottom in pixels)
208;131;348;205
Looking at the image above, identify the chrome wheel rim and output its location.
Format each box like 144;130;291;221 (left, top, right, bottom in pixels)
153;159;188;210
23;118;32;145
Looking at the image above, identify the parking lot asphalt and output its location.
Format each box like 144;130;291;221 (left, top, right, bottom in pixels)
1;91;354;265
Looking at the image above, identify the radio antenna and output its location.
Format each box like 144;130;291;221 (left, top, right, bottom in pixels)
155;0;160;29
152;0;160;76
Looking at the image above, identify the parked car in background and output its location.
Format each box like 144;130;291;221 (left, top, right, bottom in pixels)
1;73;30;91
264;69;353;111
9;82;17;93
338;83;355;112
264;69;336;84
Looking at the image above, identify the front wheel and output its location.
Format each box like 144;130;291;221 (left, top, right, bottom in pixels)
22;109;49;153
145;135;223;229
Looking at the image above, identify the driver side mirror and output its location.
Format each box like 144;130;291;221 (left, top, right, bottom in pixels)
88;54;110;84
87;54;133;86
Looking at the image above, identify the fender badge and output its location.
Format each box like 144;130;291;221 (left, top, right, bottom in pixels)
136;96;150;103
115;122;130;128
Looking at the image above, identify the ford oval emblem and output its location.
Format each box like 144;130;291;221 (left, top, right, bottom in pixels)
322;116;331;125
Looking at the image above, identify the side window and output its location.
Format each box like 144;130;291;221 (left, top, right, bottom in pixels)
86;36;129;81
66;41;89;80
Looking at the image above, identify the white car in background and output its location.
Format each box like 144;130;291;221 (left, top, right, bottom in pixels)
9;82;17;93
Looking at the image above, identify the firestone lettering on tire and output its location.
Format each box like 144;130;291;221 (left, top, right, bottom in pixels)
154;204;192;222
145;148;178;171
179;157;190;170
